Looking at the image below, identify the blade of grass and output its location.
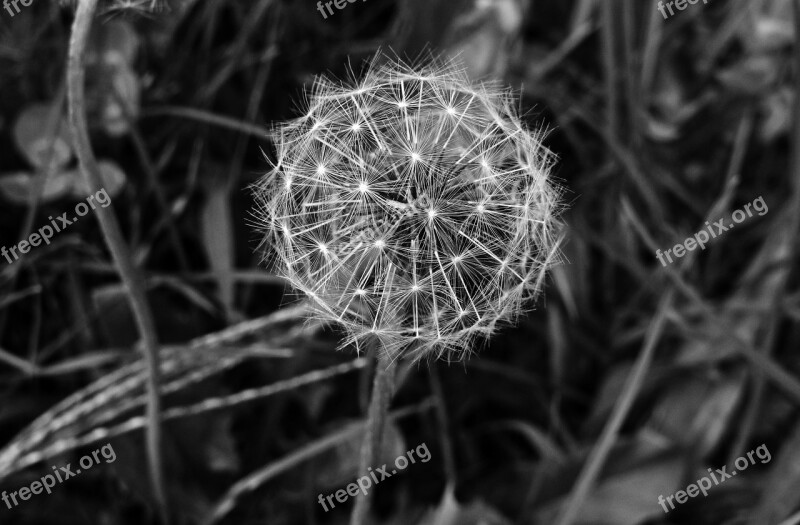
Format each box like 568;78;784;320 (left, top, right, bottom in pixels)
0;346;39;375
623;199;800;404
601;0;618;138
67;0;168;521
621;0;638;145
640;0;664;95
778;510;800;525
553;291;673;525
1;357;368;479
141;106;271;138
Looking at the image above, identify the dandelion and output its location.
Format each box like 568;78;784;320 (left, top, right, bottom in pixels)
255;54;562;361
253;53;562;525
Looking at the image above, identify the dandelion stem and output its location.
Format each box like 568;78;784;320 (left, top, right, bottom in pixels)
350;347;396;525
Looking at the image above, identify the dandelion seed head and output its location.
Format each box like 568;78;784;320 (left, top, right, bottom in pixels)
254;53;563;361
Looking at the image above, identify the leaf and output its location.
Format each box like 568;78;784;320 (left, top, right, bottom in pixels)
91;19;139;66
103;64;141;137
716;55;780;95
758;87;793;142
739;0;794;53
0;171;74;204
444;0;525;79
751;17;794;51
85;55;140;137
12;103;73;171
645;371;746;457
91;283;140;347
393;0;524;79
202;412;240;473
417;486;512;525
200;174;236;320
748;422;800;524
0;160;126;206
66;159;128;198
534;436;685;525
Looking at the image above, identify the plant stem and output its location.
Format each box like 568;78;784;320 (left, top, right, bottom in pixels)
428;364;456;484
349;348;396;525
67;0;168;522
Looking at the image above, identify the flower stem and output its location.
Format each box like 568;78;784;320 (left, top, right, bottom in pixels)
349;348;396;525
